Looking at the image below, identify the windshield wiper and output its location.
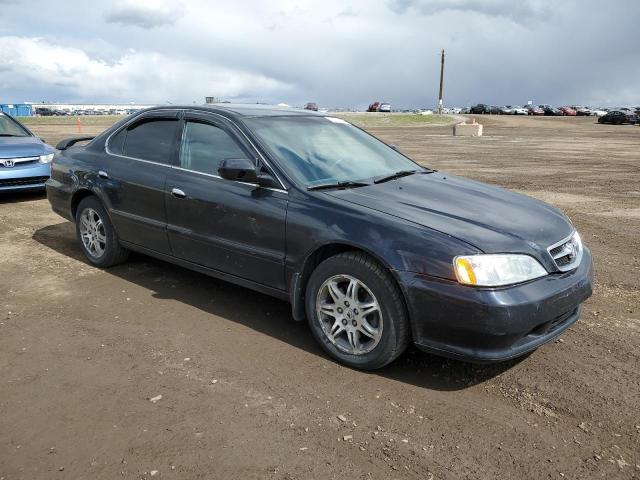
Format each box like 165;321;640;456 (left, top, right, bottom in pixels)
373;169;420;184
307;180;370;191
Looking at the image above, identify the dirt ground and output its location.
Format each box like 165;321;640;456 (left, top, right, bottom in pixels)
1;115;638;479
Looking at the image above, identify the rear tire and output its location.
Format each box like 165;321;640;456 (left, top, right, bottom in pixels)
305;252;410;370
75;196;129;267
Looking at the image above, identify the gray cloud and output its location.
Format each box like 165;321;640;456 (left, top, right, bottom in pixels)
388;0;549;22
104;1;183;29
1;0;639;108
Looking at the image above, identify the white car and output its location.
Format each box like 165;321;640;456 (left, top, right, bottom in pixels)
379;103;391;112
588;108;608;117
512;106;529;115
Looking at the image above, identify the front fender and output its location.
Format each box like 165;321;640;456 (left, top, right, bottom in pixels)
284;190;481;298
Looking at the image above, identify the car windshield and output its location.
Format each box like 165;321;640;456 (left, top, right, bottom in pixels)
0;115;30;137
245;116;422;187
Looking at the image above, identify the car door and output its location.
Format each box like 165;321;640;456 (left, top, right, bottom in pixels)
99;110;180;254
165;112;288;290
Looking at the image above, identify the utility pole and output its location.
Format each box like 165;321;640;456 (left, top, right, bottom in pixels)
438;49;445;115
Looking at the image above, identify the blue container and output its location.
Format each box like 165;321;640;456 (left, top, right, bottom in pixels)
0;104;33;116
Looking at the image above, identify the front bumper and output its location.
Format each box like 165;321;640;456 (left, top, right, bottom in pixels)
0;161;50;191
398;247;593;362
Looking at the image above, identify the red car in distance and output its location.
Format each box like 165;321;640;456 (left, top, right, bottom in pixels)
304;102;319;111
558;106;577;116
367;102;381;112
526;105;544;116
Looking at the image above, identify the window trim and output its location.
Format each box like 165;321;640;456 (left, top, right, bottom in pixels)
105;108;288;193
180;110;288;192
178;116;253;177
105;109;181;166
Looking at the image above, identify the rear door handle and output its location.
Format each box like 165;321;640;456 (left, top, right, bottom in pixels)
98;170;109;179
171;187;186;199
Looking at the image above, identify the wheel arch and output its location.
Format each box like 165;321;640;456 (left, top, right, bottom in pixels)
70;187;112;221
70;188;96;219
290;242;409;324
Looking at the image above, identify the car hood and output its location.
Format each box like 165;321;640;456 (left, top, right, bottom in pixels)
0;136;49;159
324;172;574;257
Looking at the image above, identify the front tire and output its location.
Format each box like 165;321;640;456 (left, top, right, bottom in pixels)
75;196;129;267
305;252;410;370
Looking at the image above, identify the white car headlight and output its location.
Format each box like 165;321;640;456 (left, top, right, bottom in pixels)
39;153;54;163
454;254;547;287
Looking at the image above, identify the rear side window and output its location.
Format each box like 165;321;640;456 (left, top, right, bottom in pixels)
179;121;249;175
123;118;178;163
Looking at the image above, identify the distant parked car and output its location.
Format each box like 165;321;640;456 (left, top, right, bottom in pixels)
526;105;544;116
558;106;577;116
489;106;501;115
0;112;56;191
573;106;592;116
367;102;381;112
35;107;54;116
598;110;639;125
588;108;608;117
499;105;515;115
470;104;490;114
539;105;562;116
304;102;319;112
512;106;528;115
379;103;391;112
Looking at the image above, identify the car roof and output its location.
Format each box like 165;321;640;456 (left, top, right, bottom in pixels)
142;103;325;120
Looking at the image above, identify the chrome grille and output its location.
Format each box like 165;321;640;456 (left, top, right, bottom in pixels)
547;232;583;272
0;156;40;167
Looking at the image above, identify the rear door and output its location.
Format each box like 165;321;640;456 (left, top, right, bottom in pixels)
165;112;288;290
99;110;180;253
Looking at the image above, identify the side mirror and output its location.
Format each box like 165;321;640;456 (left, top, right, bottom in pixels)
218;158;258;183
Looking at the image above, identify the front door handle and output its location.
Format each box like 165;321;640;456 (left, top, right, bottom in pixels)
171;187;186;199
98;170;109;179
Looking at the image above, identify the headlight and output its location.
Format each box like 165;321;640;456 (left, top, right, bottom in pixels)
454;254;547;287
39;153;54;163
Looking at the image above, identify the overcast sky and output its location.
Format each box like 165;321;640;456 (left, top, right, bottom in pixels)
0;0;638;108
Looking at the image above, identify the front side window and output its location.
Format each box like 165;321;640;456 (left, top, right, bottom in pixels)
179;121;249;175
245;116;420;187
123;118;178;163
0;115;30;138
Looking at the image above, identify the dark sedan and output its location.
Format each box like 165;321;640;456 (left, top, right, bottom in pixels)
469;104;490;114
46;104;593;369
598;110;639;125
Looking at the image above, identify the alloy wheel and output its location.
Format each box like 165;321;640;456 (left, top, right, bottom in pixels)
79;208;106;258
316;274;383;355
